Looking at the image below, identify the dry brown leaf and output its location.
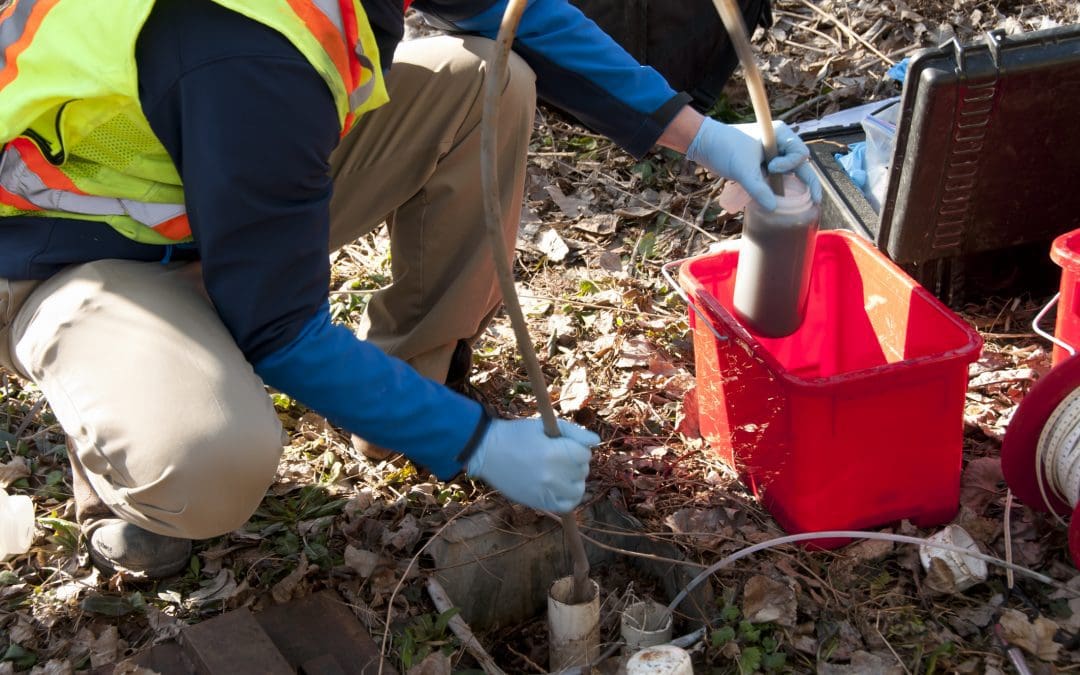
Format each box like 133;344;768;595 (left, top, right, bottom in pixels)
573;213;617;235
997;608;1062;661
345;545;380;578
616;337;653;369
146;605;182;643
741;575;797;627
545;185;589;219
89;626;119;670
406;651;452;675
557;366;591;414
271;554;310;604
818;650;905;675
111;661;159;675
843;537;894;563
538;228;570;262
30;661;73;675
960;457;1004;508
613;206;657;219
9;613;36;645
187;569;239;607
385;514;422;551
675;387;700;438
0;456;30;488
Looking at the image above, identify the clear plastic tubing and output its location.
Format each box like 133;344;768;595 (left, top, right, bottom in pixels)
732;173;820;338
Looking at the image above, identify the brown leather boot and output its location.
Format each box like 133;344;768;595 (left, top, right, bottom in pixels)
67;438;191;579
349;434;395;462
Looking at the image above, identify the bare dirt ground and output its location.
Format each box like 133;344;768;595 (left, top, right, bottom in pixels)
3;1;1080;673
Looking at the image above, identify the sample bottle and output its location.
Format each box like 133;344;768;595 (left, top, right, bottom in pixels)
0;488;34;558
732;173;820;337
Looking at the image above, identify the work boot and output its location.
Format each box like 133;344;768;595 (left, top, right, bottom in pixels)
67;438;192;579
350;341;476;463
444;339;474;395
349;435;396;462
86;520;192;579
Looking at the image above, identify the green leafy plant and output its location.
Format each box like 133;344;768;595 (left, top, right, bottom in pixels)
38;515;79;556
398;608;460;670
1;643;37;670
709;603;788;674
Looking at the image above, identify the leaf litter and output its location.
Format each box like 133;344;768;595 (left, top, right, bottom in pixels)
3;0;1080;672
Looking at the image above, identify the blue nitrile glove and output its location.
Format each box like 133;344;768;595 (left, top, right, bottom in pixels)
687;118;822;210
465;418;599;513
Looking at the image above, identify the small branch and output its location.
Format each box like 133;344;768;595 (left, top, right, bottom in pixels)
778;86;859;122
482;0;592;605
795;0;896;66
426;577;507;675
874;624;913;675
14;397;47;440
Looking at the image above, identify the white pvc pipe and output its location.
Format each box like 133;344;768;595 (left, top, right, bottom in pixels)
620;600;673;654
548;576;600;671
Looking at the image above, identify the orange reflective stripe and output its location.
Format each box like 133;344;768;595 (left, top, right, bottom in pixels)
151;213;192;241
0;182;41;211
337;0;361;88
285;0;353;91
9;137;82;193
0;0;61;92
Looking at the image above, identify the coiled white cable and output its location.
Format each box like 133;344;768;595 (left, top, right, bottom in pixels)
1035;387;1080;526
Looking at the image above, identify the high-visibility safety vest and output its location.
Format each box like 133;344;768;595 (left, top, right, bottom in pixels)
0;0;389;244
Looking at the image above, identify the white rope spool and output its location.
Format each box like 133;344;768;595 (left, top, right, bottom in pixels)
1036;387;1080;525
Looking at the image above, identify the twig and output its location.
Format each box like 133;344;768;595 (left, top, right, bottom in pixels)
795;0;896;66
712;0;783;194
426;577;508;675
506;644;547;674
13;397;47;440
778;85;859;122
1004;490;1015;590
773;10;843;47
874;624;914;675
783;39;834;55
481;0;592;605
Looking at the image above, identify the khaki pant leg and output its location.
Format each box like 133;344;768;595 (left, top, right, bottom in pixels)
4;260;283;540
329;34;536;382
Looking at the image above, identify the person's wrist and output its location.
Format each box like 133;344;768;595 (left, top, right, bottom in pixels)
456;408;493;474
658;105;706;155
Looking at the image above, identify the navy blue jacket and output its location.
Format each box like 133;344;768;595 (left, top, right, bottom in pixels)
0;0;687;477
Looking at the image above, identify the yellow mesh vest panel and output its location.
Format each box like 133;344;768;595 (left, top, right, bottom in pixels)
0;0;386;243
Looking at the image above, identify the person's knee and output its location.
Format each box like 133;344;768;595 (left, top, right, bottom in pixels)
443;35;536;110
504;49;537;109
148;420;283;540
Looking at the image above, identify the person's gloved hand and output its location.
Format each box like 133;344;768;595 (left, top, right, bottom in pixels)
686;118;822;211
466;418;599;513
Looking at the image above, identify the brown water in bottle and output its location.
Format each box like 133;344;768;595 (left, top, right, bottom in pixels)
732;173;820;338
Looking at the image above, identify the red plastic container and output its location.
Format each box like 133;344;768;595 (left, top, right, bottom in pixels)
679;231;982;541
1050;229;1080;366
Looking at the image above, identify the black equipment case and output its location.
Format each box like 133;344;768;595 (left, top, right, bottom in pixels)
800;25;1080;304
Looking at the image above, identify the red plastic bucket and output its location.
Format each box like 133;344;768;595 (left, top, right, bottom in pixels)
1050;229;1080;366
678;231;983;543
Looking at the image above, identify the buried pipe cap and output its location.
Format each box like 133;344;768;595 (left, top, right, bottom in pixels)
626;644;694;675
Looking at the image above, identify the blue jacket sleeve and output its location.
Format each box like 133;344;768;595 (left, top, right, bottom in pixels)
254;305;484;479
415;0;692;158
